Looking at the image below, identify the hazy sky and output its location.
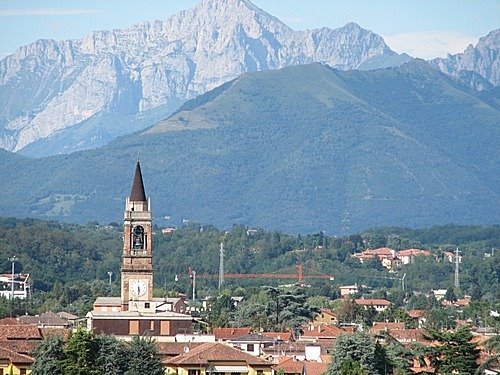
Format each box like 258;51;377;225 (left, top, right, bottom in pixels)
0;0;498;59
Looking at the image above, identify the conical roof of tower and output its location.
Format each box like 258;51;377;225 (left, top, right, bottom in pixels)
130;161;147;202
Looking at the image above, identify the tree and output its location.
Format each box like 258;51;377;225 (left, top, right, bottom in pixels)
62;328;99;375
336;298;363;324
31;335;66;375
328;332;379;374
125;336;164;375
95;335;129;374
424;327;480;375
475;335;500;374
444;288;457;302
207;291;236;328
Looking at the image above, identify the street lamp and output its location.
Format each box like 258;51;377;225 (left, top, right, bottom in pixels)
107;271;113;285
9;256;18;317
9;256;18;299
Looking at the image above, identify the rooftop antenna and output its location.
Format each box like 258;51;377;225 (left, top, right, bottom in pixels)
454;246;461;289
218;242;225;291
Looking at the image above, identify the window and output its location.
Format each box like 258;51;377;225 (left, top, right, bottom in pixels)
188;370;200;375
145;302;150;308
247;343;254;352
20;370;27;375
257;371;264;375
129;320;139;334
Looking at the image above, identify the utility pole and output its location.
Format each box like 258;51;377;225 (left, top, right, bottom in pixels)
454;247;461;289
9;256;18;317
191;270;196;301
218;242;224;291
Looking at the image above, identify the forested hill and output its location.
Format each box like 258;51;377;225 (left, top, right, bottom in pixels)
0;61;499;233
1;218;498;303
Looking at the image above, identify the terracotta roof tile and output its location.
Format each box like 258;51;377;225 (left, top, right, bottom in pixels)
262;332;292;341
301;325;345;338
273;357;304;374
0;324;42;340
0;344;34;364
166;342;271;366
370;322;405;333
304;362;328;375
213;327;252;341
408;310;426;318
157;342;202;356
354;298;391;306
397;249;431;257
0;340;37;355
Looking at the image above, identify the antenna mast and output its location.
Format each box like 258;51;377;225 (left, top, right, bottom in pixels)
218;242;225;291
341;210;350;238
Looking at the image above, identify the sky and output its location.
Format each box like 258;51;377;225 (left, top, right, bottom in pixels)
0;0;498;60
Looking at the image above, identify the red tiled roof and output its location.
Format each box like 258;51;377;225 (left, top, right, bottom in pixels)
364;247;394;256
354;298;391;306
305;362;328;375
0;324;42;340
370;322;405;333
0;340;37;356
408;310;426;318
39;327;71;340
157;342;202;356
397;249;431;257
0;345;34;364
213;327;252;341
262;332;292;341
0;318;22;325
166;342;271;366
388;329;427;343
273;357;303;374
301;325;346;338
274;357;328;375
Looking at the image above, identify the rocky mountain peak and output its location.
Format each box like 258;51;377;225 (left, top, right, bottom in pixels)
430;28;499;88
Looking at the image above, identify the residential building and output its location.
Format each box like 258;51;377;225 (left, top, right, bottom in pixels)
228;333;276;356
397;249;432;265
339;285;359;297
313;308;337;326
164;342;273;375
354;298;391;312
213;327;252;342
0;274;30;300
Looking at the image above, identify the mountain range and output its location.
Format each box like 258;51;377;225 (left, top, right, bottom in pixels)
1;0;498;157
0;61;498;233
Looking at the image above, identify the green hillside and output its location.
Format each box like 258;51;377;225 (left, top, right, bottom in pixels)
0;61;498;233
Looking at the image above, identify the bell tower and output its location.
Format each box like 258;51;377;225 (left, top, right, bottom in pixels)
121;161;153;311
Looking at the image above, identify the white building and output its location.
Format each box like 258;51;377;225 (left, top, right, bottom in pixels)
0;273;30;299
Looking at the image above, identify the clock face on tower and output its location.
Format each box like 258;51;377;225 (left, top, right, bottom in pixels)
130;279;148;297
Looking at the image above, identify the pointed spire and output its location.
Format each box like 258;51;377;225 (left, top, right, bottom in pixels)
129;161;147;202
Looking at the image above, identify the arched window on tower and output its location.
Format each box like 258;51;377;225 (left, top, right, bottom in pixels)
132;226;144;250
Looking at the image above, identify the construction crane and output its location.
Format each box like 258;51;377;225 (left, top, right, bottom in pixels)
189;263;334;285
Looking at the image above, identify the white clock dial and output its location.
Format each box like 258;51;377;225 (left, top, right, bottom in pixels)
130;280;147;297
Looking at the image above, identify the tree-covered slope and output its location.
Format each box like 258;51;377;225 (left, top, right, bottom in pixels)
0;61;498;233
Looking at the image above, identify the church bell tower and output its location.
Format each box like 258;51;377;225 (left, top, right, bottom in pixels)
121;161;153;311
